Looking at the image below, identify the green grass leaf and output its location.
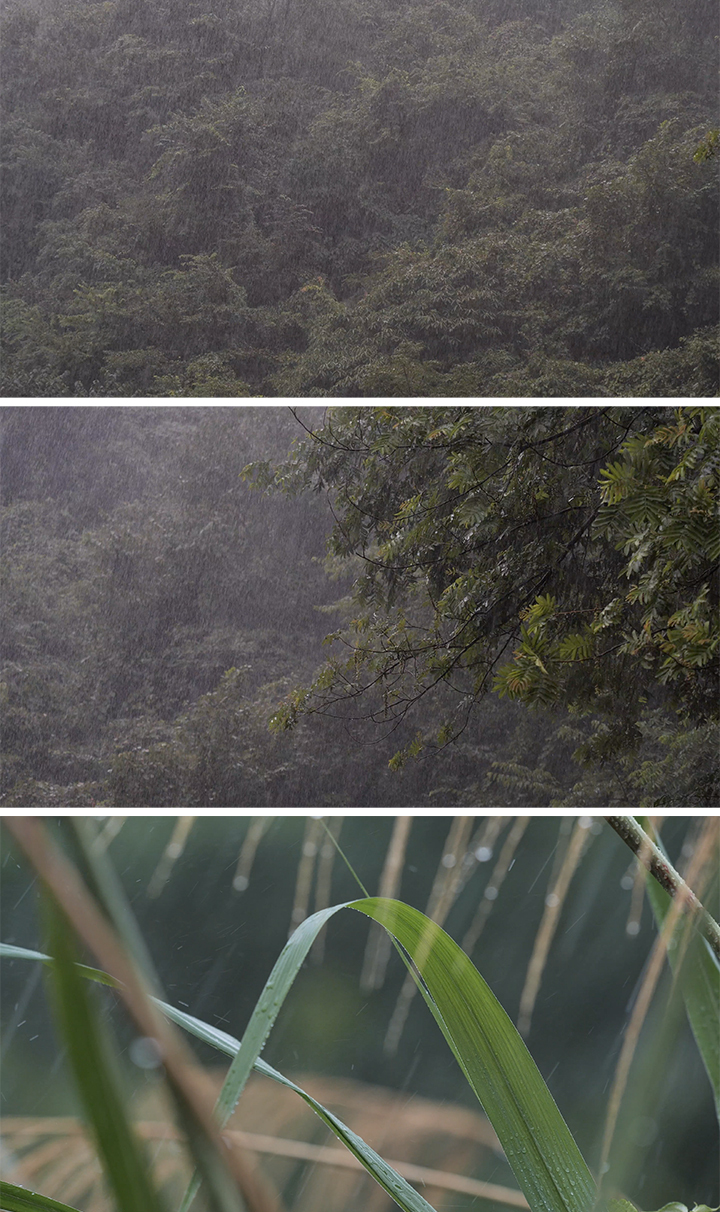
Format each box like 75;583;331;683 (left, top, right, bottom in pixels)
175;897;595;1212
158;1001;438;1212
0;942;118;987
0;1180;84;1212
350;898;598;1212
176;902;438;1212
41;897;168;1212
2;891;597;1212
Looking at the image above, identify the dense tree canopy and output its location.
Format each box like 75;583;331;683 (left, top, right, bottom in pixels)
257;405;719;791
1;0;718;395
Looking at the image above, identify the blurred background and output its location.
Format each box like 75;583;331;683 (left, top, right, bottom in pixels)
1;814;718;1211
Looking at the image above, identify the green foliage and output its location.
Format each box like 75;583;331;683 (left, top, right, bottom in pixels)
496;411;719;719
259;406;718;796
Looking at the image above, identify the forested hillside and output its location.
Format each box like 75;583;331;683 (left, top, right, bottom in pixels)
1;0;718;396
1;405;717;807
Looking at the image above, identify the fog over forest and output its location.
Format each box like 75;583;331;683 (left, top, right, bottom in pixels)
1;405;717;807
0;0;718;396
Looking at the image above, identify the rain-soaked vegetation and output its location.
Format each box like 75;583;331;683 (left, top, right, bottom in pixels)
0;0;718;395
1;815;718;1212
1;405;718;808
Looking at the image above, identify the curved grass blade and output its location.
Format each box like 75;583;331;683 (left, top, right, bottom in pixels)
160;1004;438;1212
0;942;438;1212
41;895;167;1212
349;898;598;1212
214;904;350;1126
0;1180;83;1212
0;943;118;987
177;904;364;1211
3;891;596;1212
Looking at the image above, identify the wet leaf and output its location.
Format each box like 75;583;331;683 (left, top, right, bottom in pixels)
0;1181;83;1212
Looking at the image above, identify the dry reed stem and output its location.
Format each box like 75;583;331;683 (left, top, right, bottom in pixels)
233;818;271;893
1;1117;529;1209
360;815;413;992
461;817;530;958
517;818;592;1038
288;817;323;936
598;818;718;1182
384;817;475;1055
3;816;278;1212
546;817;574;888
147;816;196;899
449;816;506;907
426;816;476;924
311;816;343;964
92;818;126;855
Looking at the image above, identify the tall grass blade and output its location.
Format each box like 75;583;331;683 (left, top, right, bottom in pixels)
0;1180;83;1212
160;1004;439;1212
350;898;598;1212
384;817;475;1055
41;895;167;1212
68;818;163;994
177;903;352;1211
360;815;413;992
